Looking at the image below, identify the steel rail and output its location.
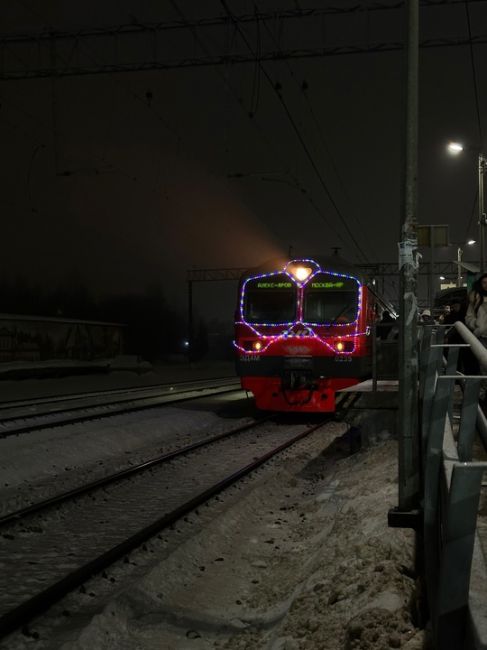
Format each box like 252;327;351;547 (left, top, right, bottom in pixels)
0;415;271;526
0;384;243;438
0;417;332;639
0;375;238;409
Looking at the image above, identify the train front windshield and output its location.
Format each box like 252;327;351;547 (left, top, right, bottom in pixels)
243;274;296;324
303;274;359;324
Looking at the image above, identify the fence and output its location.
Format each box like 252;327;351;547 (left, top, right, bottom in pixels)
0;314;125;363
420;321;487;648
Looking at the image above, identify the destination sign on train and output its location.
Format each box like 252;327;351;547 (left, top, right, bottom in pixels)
310;281;345;289
256;281;293;289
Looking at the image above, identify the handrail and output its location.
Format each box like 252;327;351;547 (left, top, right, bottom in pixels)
454;321;487;367
419;322;487;649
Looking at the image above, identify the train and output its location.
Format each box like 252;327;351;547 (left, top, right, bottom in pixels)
234;256;388;412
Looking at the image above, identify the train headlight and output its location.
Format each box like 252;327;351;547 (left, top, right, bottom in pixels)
253;341;263;351
290;265;312;282
335;340;354;353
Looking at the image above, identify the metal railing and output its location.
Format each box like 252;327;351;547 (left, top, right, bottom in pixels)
420;321;487;649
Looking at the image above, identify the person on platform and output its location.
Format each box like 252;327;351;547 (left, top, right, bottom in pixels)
465;274;487;392
376;310;395;340
466;274;487;342
420;308;435;324
446;298;474;373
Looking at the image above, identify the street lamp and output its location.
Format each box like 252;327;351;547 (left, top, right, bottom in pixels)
447;141;464;155
447;142;487;270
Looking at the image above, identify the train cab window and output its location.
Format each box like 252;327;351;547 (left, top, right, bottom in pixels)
243;274;297;323
303;274;359;324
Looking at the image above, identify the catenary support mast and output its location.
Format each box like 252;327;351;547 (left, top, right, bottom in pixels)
397;0;421;512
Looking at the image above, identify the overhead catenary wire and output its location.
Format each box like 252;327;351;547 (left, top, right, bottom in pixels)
257;9;372;255
3;1;487;45
5;35;487;80
464;1;483;145
220;0;369;263
168;0;350;247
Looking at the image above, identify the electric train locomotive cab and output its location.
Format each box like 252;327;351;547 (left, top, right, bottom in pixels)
234;257;376;412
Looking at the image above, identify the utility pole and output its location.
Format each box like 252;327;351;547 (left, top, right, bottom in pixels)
396;0;421;517
479;154;486;272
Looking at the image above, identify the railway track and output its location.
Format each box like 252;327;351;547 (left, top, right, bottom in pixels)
0;378;242;438
0;415;333;640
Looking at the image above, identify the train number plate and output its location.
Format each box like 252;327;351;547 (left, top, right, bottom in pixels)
334;356;352;362
240;354;260;362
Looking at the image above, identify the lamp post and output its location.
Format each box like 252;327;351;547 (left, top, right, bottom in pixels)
447;142;487;270
453;239;476;287
452;239;477;287
457;246;463;287
479;154;487;271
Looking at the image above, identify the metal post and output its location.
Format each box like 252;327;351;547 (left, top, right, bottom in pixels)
457;246;463;288
457;378;481;462
430;226;435;311
435;463;485;648
479;154;486;272
187;280;193;362
372;322;378;392
397;0;420;513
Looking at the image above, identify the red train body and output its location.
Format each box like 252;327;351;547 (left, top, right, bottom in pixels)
234;257;381;412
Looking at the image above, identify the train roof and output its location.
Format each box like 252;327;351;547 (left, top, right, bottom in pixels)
239;256;367;284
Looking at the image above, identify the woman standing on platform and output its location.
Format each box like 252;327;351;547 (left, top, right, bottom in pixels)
465;273;487;391
466;274;487;340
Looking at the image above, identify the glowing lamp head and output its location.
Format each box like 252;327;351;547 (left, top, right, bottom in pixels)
467;239;476;245
253;341;262;351
336;341;345;352
447;142;464;155
290;265;312;282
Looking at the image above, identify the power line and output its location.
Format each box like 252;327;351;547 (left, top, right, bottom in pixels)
4;34;487;80
168;0;350;247
220;0;369;262
3;1;486;45
464;1;484;146
257;10;371;253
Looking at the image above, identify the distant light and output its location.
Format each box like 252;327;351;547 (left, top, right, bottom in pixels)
183;340;189;347
290;265;312;282
440;275;446;280
467;239;476;245
447;142;464;155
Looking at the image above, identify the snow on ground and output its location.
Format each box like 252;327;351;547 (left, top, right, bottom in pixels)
51;427;425;650
0;369;425;649
0;361;236;403
0;393;250;517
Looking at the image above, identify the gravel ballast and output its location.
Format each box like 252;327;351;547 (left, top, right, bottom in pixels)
48;426;424;650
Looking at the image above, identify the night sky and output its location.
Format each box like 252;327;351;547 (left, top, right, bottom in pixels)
1;0;486;321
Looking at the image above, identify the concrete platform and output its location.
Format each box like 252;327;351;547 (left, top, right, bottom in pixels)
338;379;398;393
338;380;399;441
